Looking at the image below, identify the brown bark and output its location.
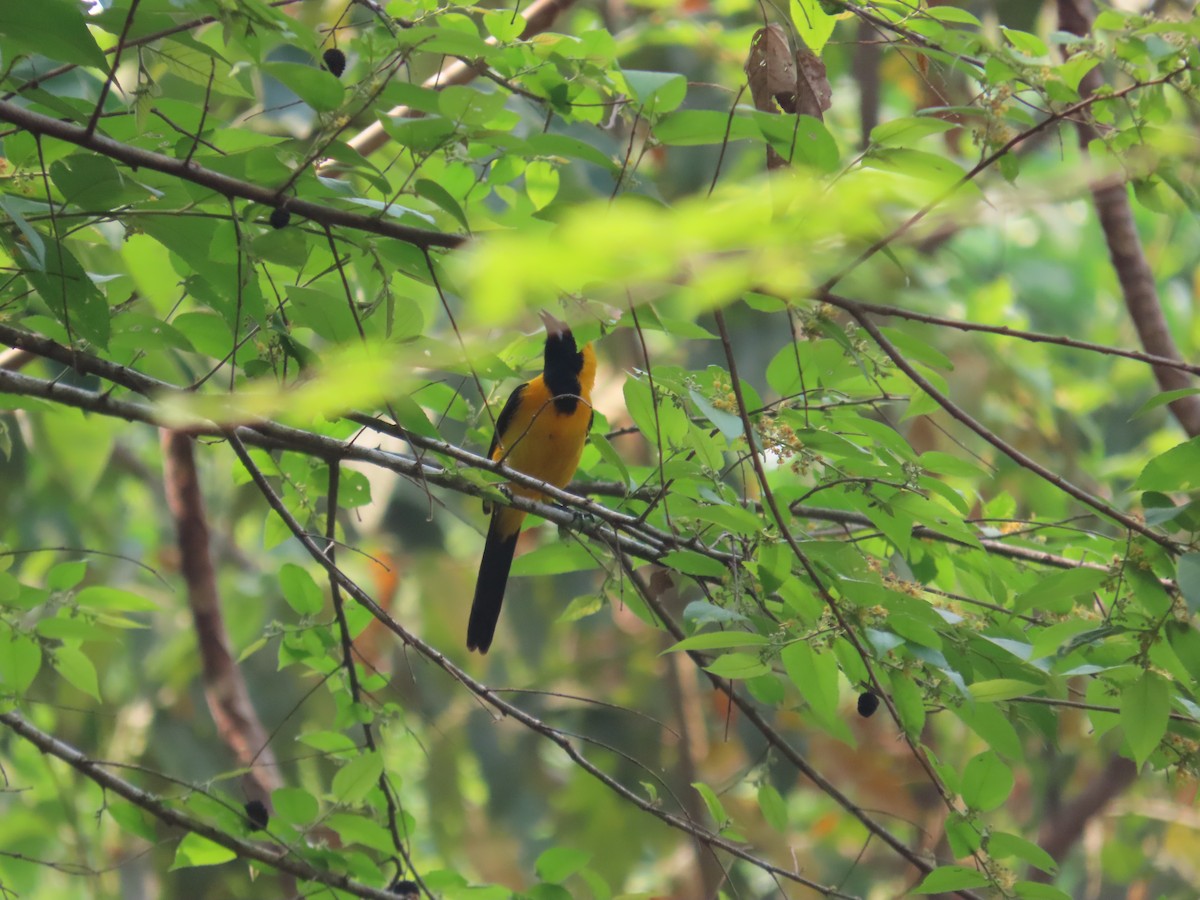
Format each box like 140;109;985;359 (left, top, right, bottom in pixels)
0;348;34;370
1059;0;1200;438
853;17;882;150
160;430;281;808
1031;755;1138;881
1025;0;1189;876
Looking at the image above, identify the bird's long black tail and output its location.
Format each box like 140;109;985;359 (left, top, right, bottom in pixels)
467;512;521;653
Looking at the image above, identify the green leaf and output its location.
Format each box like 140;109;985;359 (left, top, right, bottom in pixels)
790;0;836;53
438;85;507;125
525;133;618;172
558;594;604;623
171;832;236;869
1132;387;1200;418
654;110;760;146
37;616;111;642
0;0;108;69
944;813;983;857
863;147;968;189
890;673;925;738
47;560;87;590
1133;437;1200;491
1013;567;1106;615
525;160;560;211
535;847;592;883
988;831;1058;875
75;586;158;612
704;652;771;679
272;787;320;825
21;241;111;348
925;6;981;26
753;113;839;172
667;631;771;652
757;782;788;831
660;550;728;578
51;155;150;209
960;750;1013;811
1167;622;1200;687
415;178;470;231
968;679;1040;702
1176;553;1200;615
689;389;743;440
279;563;324;616
692;782;727;825
912;865;990;893
0;630;42;695
512;541;597;576
622;71;687;114
331;751;383;804
871;116;958;146
1001;27;1049;57
623;377;659;447
954;701;1024;761
286;285;362;344
53;645;100;700
327;813;396;853
1120;671;1169;768
787;641;855;740
107;801;157;842
263;62;345;112
483;9;526;41
397;23;491;60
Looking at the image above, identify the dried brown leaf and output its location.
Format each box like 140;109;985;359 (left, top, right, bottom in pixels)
745;24;798;115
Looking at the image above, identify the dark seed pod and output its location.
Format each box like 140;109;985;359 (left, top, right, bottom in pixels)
856;690;880;718
269;206;291;229
244;799;269;831
323;48;347;78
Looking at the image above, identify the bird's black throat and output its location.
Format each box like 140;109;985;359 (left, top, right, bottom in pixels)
543;329;584;414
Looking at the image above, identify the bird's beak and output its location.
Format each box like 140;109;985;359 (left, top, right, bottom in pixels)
538;309;570;337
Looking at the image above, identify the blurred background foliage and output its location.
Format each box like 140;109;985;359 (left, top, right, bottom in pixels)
1;0;1200;898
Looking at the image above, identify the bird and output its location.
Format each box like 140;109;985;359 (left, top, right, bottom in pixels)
467;311;597;654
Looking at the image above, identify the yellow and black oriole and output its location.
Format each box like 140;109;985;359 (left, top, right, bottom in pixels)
467;312;597;653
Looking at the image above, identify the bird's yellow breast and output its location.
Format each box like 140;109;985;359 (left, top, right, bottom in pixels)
491;373;592;499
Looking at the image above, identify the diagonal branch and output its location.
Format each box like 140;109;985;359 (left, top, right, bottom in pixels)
816;62;1191;294
0;100;463;250
222;430;859;897
0;711;406;900
821;293;1200;377
837;299;1177;551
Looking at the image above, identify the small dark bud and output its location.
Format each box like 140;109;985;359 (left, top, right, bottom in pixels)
269;206;290;229
323;48;347;78
244;799;269;830
857;691;880;718
389;878;419;898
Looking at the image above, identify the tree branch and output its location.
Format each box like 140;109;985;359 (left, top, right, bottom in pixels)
0;100;463;250
1057;0;1200;438
343;0;580;158
222;431;858;897
838;300;1177;551
160;430;282;808
0;711;404;900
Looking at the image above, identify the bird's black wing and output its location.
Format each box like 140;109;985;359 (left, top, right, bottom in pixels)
487;381;528;462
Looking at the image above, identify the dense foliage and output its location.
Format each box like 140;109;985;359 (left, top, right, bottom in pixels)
1;0;1199;898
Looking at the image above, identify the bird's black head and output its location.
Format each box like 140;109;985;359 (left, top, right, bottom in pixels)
540;311;585;407
541;312;583;374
